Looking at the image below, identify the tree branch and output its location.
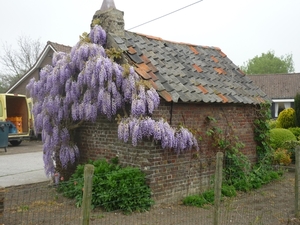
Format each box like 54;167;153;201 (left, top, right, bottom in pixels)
68;120;84;130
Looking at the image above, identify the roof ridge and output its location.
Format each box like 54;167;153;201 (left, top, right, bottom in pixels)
248;73;300;76
47;41;72;49
126;30;221;50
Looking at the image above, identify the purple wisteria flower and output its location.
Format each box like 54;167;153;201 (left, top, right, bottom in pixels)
113;63;123;88
117;116;199;152
71;102;79;120
52;52;68;67
26;20;199;177
89;25;107;46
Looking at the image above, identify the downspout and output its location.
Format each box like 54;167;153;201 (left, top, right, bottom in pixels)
169;101;173;125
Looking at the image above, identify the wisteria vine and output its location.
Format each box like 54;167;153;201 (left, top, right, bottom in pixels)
27;24;198;177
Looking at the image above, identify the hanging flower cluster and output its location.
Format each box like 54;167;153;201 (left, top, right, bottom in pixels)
118;117;198;154
27;24;198;177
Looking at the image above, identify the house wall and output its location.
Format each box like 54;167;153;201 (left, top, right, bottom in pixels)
76;101;258;203
8;50;54;96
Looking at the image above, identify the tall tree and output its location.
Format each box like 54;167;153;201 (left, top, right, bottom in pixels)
0;36;43;92
240;50;294;75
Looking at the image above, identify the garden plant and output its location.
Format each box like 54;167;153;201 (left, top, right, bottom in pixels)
276;108;296;129
58;159;153;213
183;105;283;207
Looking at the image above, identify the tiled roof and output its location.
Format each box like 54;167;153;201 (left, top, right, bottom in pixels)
47;41;72;53
248;73;300;99
111;31;267;105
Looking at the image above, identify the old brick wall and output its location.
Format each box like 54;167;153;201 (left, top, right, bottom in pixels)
76;101;258;203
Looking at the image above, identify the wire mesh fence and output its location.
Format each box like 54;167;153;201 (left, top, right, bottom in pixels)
218;171;296;225
0;181;81;225
0;162;299;225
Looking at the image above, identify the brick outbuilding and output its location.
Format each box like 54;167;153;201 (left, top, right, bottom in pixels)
7;0;268;203
75;2;268;203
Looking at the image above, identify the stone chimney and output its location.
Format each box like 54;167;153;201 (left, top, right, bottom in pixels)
92;0;125;38
100;0;116;10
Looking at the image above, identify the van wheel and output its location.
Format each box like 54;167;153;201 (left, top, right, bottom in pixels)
10;140;22;146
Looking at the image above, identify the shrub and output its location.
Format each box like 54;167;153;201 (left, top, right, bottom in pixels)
182;186;236;208
273;148;292;165
182;190;214;207
221;185;237;197
98;167;153;212
224;146;283;192
270;128;296;149
183;194;209;207
268;119;277;129
276;108;296;128
295;93;300;127
281;139;300;163
202;190;215;203
58;159;153;213
288;127;300;140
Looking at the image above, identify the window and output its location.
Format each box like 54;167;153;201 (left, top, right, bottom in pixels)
273;99;294;117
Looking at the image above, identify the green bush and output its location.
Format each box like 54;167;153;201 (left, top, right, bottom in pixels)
183;185;236;208
270;128;297;149
276;108;296;128
224;149;283;192
288;127;300;140
281;139;300;163
273;148;292;165
221;185;237;197
183;194;209;207
58;159;153;213
268;119;277;129
295;93;300;126
97;167;153;212
202;190;215;203
284;128;300;163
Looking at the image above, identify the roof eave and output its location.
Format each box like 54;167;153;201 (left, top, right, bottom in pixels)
5;44;57;93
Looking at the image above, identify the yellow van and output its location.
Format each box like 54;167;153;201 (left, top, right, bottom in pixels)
0;93;32;146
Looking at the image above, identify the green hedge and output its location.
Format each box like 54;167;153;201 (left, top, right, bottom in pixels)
276;108;296;129
58;159;153;213
268;119;277;129
270;128;297;149
288;127;300;140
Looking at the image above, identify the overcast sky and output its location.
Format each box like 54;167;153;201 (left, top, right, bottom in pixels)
0;0;299;71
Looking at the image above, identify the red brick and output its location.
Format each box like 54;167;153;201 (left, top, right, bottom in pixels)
74;101;258;204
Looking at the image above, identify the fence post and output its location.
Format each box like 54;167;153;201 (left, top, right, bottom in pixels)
0;186;4;218
214;152;223;225
295;146;300;218
81;164;95;225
